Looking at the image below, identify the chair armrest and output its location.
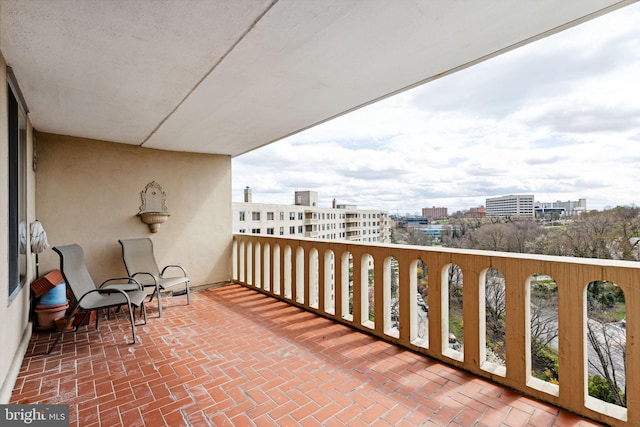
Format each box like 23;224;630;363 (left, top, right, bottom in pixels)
77;287;132;304
131;272;160;284
99;277;143;290
161;264;188;277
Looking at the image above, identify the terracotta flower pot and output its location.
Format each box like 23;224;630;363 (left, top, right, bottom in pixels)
54;316;75;332
35;301;69;330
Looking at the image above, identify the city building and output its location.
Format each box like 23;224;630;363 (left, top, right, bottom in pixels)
485;194;535;218
464;206;486;219
233;189;391;243
535;198;587;217
421;206;448;220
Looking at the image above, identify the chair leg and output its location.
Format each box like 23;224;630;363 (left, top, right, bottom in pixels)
186;282;190;305
157;286;163;318
127;302;136;344
140;302;147;325
147;285;162;317
75;310;90;330
47;305;81;355
131;303;147;326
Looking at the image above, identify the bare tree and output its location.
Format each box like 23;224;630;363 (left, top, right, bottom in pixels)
586;281;627;406
530;286;559;380
485;269;506;361
448;263;463;320
475;223;509;251
586;319;626;406
394;228;434;247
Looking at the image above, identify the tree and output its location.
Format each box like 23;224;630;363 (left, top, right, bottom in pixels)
485;269;506;362
448;264;464;343
530;276;559;382
542;207;640;260
586;281;626;407
395;227;434;246
416;259;428;298
411;207;638;398
444;219;543;253
475;223;509;251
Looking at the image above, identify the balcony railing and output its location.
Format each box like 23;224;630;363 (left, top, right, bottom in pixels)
232;234;640;426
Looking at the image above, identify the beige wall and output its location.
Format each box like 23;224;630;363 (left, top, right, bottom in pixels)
0;52;36;403
36;133;232;287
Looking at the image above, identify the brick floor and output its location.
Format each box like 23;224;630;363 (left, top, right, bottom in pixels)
11;284;603;426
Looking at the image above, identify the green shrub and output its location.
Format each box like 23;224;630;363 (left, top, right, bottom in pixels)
588;374;625;406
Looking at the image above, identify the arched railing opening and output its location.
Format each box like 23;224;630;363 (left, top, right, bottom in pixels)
527;273;559;395
254;242;261;288
272;244;281;295
263;243;271;291
444;263;463;360
283;245;292;300
324;250;335;315
341;252;353;321
295;246;305;304
238;241;245;282
232;239;238;281
309;248;319;309
411;259;428;347
362;254;374;329
384;256;399;339
586;280;627;413
246;242;253;285
481;267;506;376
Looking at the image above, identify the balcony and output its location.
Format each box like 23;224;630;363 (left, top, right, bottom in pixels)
12;283;601;426
3;2;639;425
346;222;361;231
233;234;640;426
304;212;318;225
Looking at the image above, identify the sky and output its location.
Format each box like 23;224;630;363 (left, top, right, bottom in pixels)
232;4;640;215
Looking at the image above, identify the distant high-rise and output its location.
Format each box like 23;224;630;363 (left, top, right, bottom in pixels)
234;190;390;243
421;206;448;220
486;195;535;218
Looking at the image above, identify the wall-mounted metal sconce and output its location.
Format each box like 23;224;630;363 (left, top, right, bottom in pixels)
137;181;170;233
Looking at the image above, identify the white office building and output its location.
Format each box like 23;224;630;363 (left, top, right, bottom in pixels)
485;194;535;218
535;198;587;217
233;190;391;243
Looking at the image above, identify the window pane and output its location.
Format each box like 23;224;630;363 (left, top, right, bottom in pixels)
8;84;28;300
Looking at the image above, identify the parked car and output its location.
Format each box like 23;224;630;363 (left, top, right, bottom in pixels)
417;293;428;313
449;333;462;351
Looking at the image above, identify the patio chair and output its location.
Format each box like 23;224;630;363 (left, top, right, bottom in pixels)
119;238;190;317
48;244;147;354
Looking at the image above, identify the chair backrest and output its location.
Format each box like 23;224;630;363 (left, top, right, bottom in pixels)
119;238;161;277
52;244;98;300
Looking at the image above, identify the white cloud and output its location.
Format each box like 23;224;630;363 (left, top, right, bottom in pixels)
234;4;640;213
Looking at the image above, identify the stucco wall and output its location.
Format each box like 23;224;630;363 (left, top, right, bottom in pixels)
35;133;232;287
0;53;36;403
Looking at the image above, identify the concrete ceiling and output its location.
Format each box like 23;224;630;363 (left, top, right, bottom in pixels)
1;0;635;157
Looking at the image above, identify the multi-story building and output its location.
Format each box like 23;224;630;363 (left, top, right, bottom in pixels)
535;198;587;217
485;194;535;218
464;206;486;218
233;190;391;243
421;206;448;220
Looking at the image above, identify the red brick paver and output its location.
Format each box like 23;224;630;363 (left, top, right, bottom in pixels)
11;284;603;426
